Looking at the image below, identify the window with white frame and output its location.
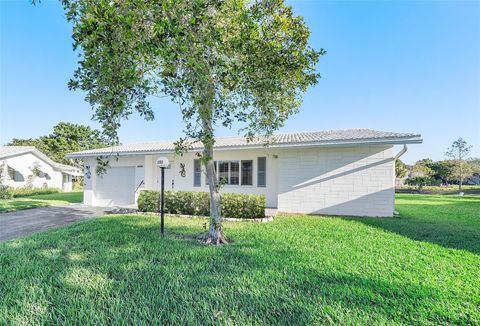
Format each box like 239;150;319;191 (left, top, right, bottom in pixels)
201;159;256;186
241;160;253;185
218;161;240;185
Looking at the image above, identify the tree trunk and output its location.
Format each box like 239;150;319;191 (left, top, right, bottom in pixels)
459;160;463;191
203;143;227;244
198;89;228;245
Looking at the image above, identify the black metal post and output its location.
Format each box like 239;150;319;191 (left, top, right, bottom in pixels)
160;167;165;237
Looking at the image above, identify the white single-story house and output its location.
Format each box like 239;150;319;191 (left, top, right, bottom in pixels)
67;129;422;217
0;146;82;191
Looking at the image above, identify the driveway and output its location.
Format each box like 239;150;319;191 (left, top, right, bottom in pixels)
0;204;108;242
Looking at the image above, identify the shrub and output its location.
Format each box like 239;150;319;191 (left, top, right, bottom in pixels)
13;187;61;198
0;185;14;199
73;177;84;191
405;176;441;190
137;190;265;219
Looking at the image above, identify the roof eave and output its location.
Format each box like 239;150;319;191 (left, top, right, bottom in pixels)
66;136;423;158
0;149;79;171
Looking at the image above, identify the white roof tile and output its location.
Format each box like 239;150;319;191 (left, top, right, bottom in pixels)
67;129;422;158
0;146;80;173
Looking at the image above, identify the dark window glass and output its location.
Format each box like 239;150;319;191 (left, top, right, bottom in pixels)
257;157;266;187
230;161;239;185
194;159;201;186
218;161;229;184
241;160;253;185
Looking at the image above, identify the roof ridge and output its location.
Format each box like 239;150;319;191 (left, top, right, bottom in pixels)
67;129;422;158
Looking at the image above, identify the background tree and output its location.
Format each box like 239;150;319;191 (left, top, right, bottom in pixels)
57;0;323;244
8;138;45;153
467;158;480;179
411;159;434;177
446;137;472;190
395;159;408;179
429;160;455;184
8;122;110;166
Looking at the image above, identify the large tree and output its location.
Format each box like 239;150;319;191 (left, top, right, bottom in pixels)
8;122;109;166
395;159;408;179
446;137;472;190
56;0;323;243
429;160;455;184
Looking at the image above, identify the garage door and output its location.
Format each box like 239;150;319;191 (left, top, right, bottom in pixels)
95;167;136;206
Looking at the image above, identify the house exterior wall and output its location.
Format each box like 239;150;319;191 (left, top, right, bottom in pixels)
83;156;145;206
0;153;63;189
277;145;395;217
62;174;74;192
82;145;395;217
144;148;279;207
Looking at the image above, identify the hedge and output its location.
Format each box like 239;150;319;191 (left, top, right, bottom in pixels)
13;187;61;198
137;190;265;219
0;185;14;199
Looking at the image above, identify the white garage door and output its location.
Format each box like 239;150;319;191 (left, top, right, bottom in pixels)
95;167;136;206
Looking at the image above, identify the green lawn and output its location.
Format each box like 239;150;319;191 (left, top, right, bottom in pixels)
0;194;479;324
0;192;83;213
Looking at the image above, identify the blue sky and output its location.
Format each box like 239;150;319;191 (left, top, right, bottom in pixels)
1;0;479;164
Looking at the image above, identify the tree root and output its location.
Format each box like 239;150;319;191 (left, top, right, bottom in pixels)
201;232;230;245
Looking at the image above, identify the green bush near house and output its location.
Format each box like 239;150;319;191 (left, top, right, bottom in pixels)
396;184;480;194
0;185;14;200
13;187;61;198
138;190;265;219
405;176;441;189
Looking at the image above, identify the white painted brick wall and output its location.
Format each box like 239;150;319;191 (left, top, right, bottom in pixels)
277;145;395;217
84;145;396;216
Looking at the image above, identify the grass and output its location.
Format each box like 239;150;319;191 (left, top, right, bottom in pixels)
0;192;83;213
0;194;479;325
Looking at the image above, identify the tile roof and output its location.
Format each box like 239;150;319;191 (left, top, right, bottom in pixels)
0;146;81;173
67;129;422;158
0;146;36;157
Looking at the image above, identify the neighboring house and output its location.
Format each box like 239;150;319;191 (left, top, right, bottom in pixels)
67;129;422;217
395;177;407;187
0;146;82;191
464;176;480;185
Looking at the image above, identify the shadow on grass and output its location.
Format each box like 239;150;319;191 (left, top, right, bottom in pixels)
0;216;461;325
348;196;480;254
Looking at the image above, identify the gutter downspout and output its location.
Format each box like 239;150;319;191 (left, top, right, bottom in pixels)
394;144;408;160
393;144;408;216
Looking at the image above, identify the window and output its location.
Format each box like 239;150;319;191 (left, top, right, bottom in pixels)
218;161;229;184
230;161;239;185
241;160;253;185
7;166;24;182
193;159;201;187
257;157;266;187
218;161;240;185
203;160;252;186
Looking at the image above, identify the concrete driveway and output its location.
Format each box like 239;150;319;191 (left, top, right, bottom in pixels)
0;204;108;242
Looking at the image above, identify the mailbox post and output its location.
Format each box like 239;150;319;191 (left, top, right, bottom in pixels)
156;157;170;237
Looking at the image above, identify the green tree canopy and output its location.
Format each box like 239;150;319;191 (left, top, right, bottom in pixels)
429;160;455;184
59;0;323;243
411;159;434;177
8;122;109;166
395;159;408;179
